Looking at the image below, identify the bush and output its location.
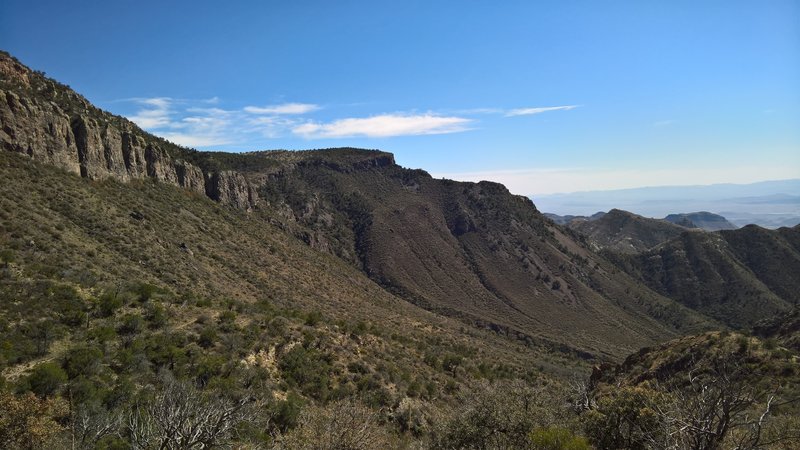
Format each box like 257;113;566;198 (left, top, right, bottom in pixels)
279;346;331;401
429;380;568;449
442;353;463;375
303;310;323;327
279;400;390;449
145;303;167;328
273;392;305;432
97;292;122;317
218;310;237;332
197;327;217;349
530;427;590;450
130;282;160;303
63;345;103;379
117;313;144;335
0;391;68;448
582;385;665;450
26;362;67;397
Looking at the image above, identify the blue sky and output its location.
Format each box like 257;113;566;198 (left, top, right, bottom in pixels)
2;1;798;194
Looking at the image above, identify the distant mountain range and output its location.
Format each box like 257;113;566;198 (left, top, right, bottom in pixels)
535;180;800;229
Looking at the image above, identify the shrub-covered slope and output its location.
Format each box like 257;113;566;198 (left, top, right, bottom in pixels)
604;225;800;329
582;319;800;449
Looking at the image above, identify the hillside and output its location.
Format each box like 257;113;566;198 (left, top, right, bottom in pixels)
604;225;800;329
0;51;715;361
3;150;597;448
567;208;690;254
583;321;800;449
1;50;798;448
664;211;737;231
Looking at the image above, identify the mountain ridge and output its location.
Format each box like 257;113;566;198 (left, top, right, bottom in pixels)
603;224;799;329
0;50;716;360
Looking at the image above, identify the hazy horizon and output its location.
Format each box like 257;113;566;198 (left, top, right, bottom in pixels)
531;178;800;228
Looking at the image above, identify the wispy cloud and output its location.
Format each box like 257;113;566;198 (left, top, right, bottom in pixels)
653;119;676;127
246;116;302;139
127;97;174;128
127;98;236;147
292;114;472;138
122;97;579;148
243;102;320;115
505;105;580;117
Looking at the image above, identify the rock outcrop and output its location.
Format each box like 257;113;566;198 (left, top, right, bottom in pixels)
205;170;260;211
0;52;257;210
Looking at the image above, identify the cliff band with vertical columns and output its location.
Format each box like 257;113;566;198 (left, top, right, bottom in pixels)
0;52;259;210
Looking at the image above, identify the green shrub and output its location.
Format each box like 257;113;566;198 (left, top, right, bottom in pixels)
145;303;167;328
218;310;237;332
197;327;217;349
63;345;103;379
530;427;590;450
26;362;67;397
279;346;331;401
273;391;305;432
582;385;665;450
304;310;323;327
117;313;144;335
442;354;463;375
129;282;162;303
97;292;122;317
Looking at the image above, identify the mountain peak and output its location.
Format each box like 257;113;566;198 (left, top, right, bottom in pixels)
663;211;737;231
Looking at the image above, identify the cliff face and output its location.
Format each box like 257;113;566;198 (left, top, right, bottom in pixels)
0;52;257;209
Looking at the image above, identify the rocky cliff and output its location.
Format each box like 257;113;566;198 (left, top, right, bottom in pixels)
0;51;258;210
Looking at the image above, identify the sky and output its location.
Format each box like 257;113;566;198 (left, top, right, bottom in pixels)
2;0;798;195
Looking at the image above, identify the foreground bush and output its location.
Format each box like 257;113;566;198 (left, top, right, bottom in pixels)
277;399;393;449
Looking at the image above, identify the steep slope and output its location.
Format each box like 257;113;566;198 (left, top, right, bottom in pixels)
605;226;799;328
251;157;716;358
568;209;690;254
664;211;737;231
1;149;574;387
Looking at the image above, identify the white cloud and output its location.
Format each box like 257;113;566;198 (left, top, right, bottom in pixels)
292;114;472;138
157;133;231;147
246;116;301;138
505;105;579;117
122;97;581;148
126;98;237;147
243;103;320;115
